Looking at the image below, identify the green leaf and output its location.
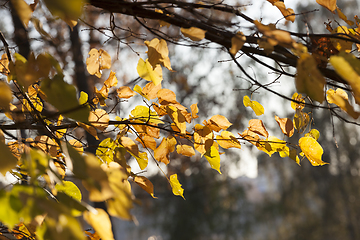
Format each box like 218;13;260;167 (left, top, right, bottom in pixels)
41;74;89;123
0;141;18;176
204;146;222;174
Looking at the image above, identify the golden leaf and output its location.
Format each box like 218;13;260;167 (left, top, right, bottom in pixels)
157;88;177;104
176;144;195;157
326;88;359;119
181;27;206;41
204;145;222;174
316;0;337;12
117;86;137;99
133;176;156;198
86;49;111;78
89;109;109;131
274;115;294;137
248;119;268;138
145;38;172;70
190;103;199;119
299;137;328;166
154;136;177;164
169;174;185;199
137;58;163;85
84;209;114;240
291;92;305;110
11;0;33;27
194;124;214;155
243;95;264;116
0;81;12;110
216;131;241;149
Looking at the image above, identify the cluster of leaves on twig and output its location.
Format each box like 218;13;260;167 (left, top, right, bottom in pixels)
1;0;360;239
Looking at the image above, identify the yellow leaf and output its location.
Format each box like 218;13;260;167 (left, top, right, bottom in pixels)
104;71;118;88
0;141;18;175
0;81;12;110
43;0;85;28
145;38;172;70
89;109;109;131
305;129;320;141
316;0;337;12
120;137;148;170
291;92;305;110
157;88;177;104
130;105;163;124
78;122;99;140
84;209;114;240
176;144;195;157
230;32;246;55
154;136;177;164
329;52;360;105
169;174;185;199
274;115;294;137
299;137;328;166
86;49;111;78
248;119;268;138
11;0;33;27
117;86;137;99
181;27;206;41
216;131;241;149
204;146;221;174
293;109;310;133
137;58;163;85
326;88;359;119
207;115;232;132
336;7;354;25
133;176;156;198
0;53;9;75
190;103;199;119
136;135;157;150
166;105;187;134
243;95;264;116
273;1;295;22
331;26;353;52
295;53;325;103
258;136;287;157
194;124;214;155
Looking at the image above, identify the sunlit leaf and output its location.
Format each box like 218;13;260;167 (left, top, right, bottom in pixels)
89;109;109;131
120;136;148;170
291;92;305;110
130;105;164;124
145;38;172;70
299;137;328;166
330;52;360;105
190;103;199;119
293;109;310;133
181;27;206;41
169;174;185;199
0;53;9;75
104;71;118;88
86;49;111;78
274;1;295;22
194;124;214;155
136;135;157;150
137;58;163;85
166;105;187;134
79;91;88;105
257;136;287;157
316;0;336;12
248;119;268;138
133;176;156;198
84;209;114;240
176;144;196;157
157;88;177;104
243;95;264;116
305;129;320;141
216;131;241;149
204;146;222;174
154;136;177;164
117;86;137;99
274;115;294;137
331;26;353;52
326;88;359;119
205;115;232;132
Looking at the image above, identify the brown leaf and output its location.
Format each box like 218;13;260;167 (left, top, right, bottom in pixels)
274;115;294;137
248;119;268;138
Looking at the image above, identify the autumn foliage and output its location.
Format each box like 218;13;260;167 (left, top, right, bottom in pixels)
0;0;360;239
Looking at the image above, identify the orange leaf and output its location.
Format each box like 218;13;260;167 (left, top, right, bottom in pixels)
86;49;111;78
136;135;157;150
316;0;337;12
89;109;110;131
117;86;137;99
248;119;268;138
154;136;177;164
194;124;214;155
133;176;157;198
157;88;177;105
78;122;99;140
274;115;294;137
176;144;195;157
206;115;232;132
104;71;118;88
190;103;199;119
216;131;241;149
